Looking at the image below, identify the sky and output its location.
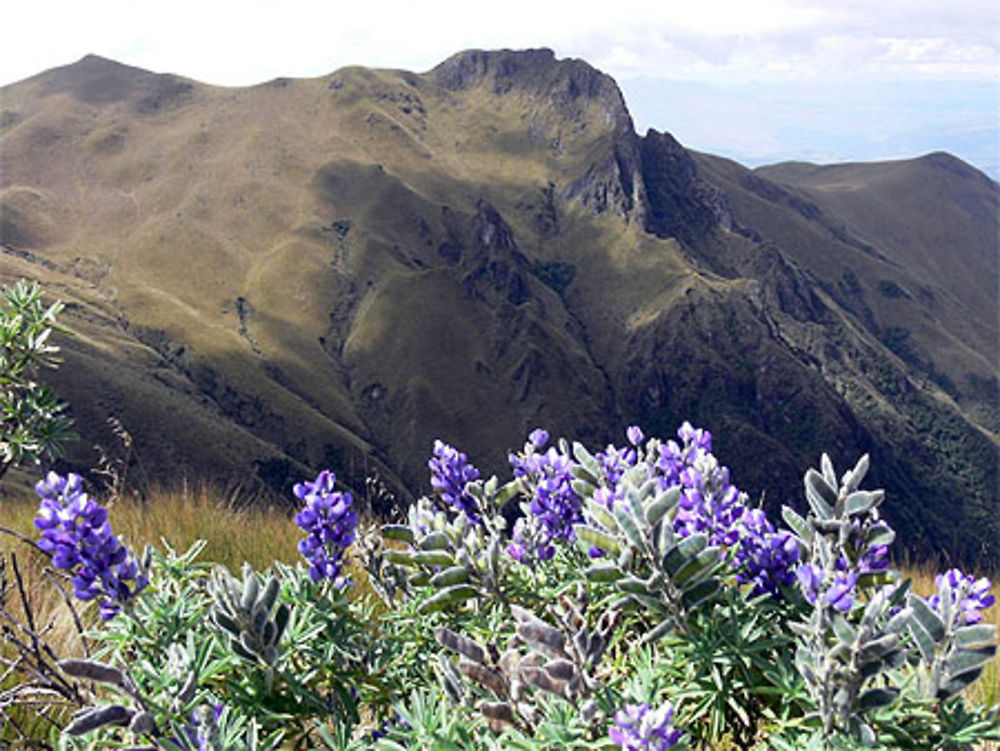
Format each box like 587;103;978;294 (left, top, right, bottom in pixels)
3;0;999;178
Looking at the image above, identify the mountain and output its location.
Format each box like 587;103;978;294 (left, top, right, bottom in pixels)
1;50;997;566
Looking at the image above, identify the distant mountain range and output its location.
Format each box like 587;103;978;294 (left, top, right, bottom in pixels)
1;49;997;567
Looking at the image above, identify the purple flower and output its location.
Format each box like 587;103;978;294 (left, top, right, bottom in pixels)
796;563;824;605
927;568;996;625
627;425;645;447
825;571;858;612
294;470;358;586
428;440;481;522
508;436;582;562
609;702;684;750
528;428;549;448
656;424;744;548
733;509;800;597
33;472;147;620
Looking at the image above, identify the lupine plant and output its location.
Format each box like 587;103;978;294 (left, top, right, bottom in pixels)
1;425;997;751
0;279;76;479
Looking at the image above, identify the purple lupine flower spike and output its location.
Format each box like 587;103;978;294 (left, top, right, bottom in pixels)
294;470;358;587
33;472;147;619
428;440;482;522
927;568;996;625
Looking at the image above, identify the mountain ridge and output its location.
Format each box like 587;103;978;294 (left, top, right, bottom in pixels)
2;50;997;567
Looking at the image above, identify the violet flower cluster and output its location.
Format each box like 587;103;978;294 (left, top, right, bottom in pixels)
796;564;860;613
33;471;148;620
732;509;800;598
927;568;996;626
428;439;481;522
608;702;684;750
508;429;583;561
656;422;743;547
293;470;358;586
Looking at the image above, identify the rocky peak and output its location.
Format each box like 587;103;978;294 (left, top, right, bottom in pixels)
639;129;731;244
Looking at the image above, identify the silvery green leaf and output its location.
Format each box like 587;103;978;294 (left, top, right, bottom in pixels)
674;547;722;590
781;506;813;545
585;500;617;531
408;572;430;586
855;686;898;712
572;479;596;499
939;672;982;699
430;565;471;587
241;570;259;611
680;578;720;610
572;441;602;477
641;618;677;644
418;532;452;551
231;639;257;663
886;607;912;634
273;603;290;643
845;491;882;517
382;524;414;544
908;618;936;663
260;576;280;613
383;549;414;566
483;476;497;497
177;668;199;704
64;704;133;735
943;645;997;681
820;453;837;489
613;505;644;550
494;480;519;507
417;584;479;614
575;525;621;556
261;620;276;646
657;516;675;556
846;454;870;493
58;659;125;686
831;614;856;645
953;624;997;649
910;596;946;641
618;577;652;596
262;645;278;665
412;550;455;567
662;533;708;575
585;564;624;583
251;607;267;634
865;522;895;549
804;469;836;519
645;487;680;527
858;633;899;662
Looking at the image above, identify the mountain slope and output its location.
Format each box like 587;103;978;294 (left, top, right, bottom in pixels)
1;51;996;566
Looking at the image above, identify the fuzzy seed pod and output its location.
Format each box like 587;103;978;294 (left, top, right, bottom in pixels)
64;704;133;735
58;659;125;686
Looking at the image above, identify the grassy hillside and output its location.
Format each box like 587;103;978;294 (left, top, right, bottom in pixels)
1;50;997;568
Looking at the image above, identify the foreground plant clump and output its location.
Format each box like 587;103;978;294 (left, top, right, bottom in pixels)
1;424;997;750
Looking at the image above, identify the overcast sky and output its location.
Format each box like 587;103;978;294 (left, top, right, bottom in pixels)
3;0;998;177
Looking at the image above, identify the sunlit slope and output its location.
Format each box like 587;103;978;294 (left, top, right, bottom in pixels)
1;50;996;566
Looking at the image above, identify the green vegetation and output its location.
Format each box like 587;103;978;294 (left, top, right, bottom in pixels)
2;425;997;750
0;280;75;480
